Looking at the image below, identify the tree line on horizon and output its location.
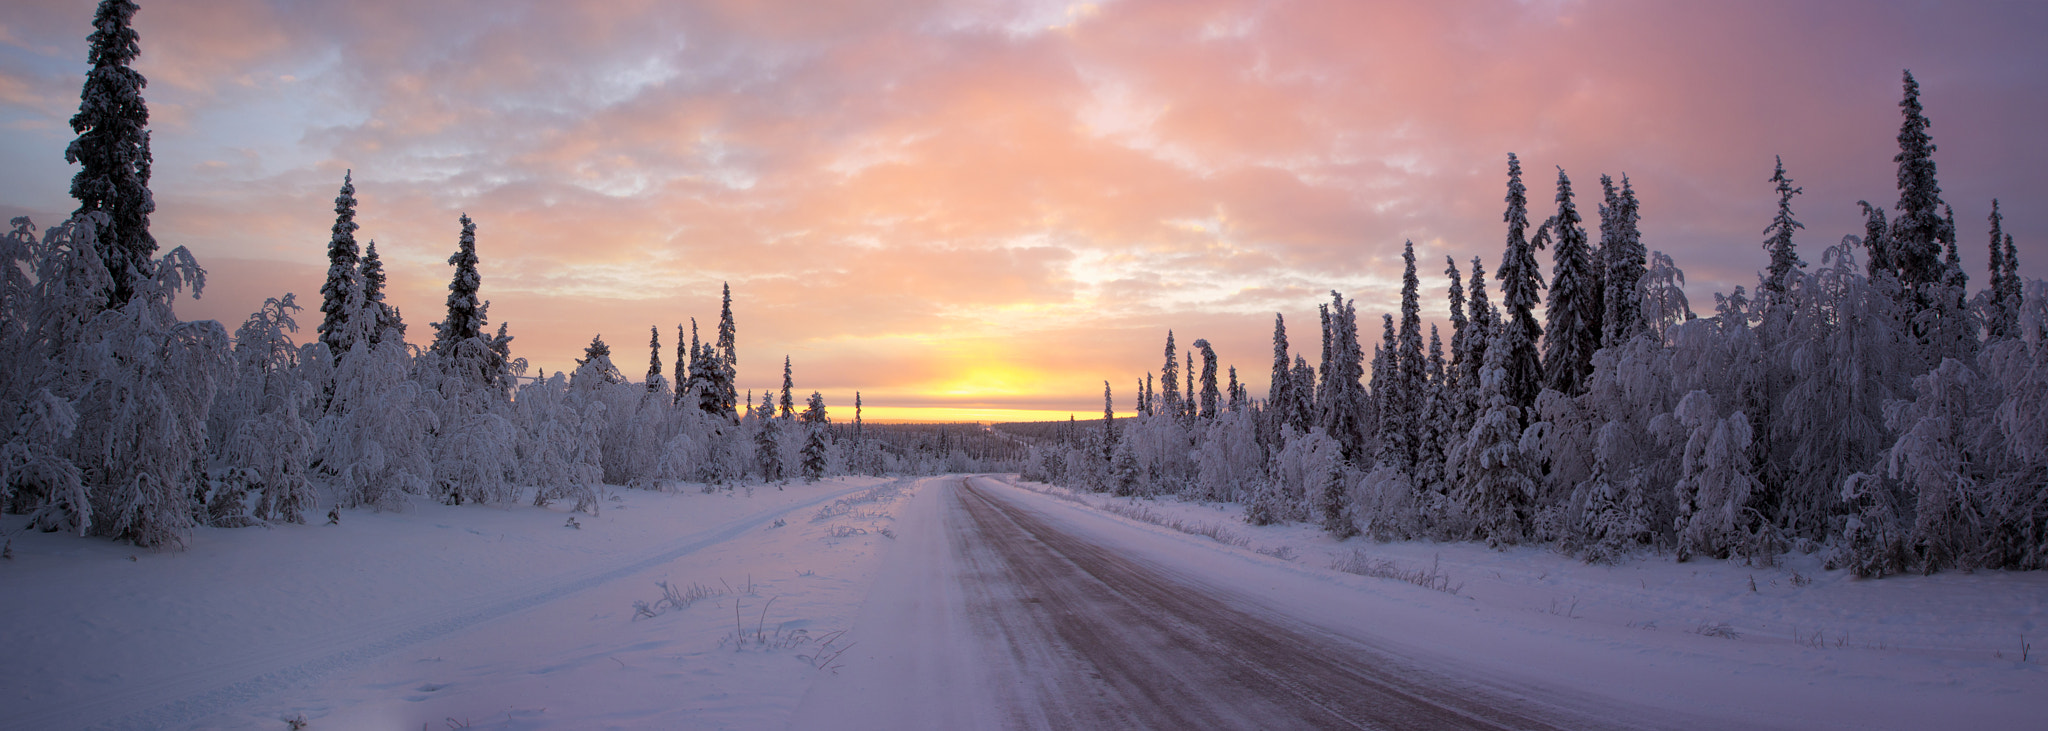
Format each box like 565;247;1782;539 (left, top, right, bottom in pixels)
1016;71;2047;577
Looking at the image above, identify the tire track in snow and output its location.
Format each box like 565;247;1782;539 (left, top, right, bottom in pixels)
39;480;896;731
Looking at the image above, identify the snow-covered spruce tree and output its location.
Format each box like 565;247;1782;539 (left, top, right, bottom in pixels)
645;326;665;394
1371;314;1401;469
1100;380;1118;465
800;391;829;483
1497;154;1546;416
1831;470;1914;578
713;282;739;418
1290;354;1316;429
1448;325;1537;547
1760;157;1806;304
589;366;680;489
360;240;397;345
209;294;316;526
778;356;795;420
1109;430;1141;498
1320;291;1369;464
754;389;783;483
1160;330;1182;420
1543;168;1600;396
515;372;601;514
430;214;485;360
1602;176;1647;348
1669;390;1768;563
316;171;363;362
685;320;721;417
1980;328;2048;569
1269;314;1297;427
1766;241;1909;542
1883;356;2001;572
1984;201;2018;341
314;328;435;512
572;334;623;386
430;402;518;506
1417;325;1449;507
1444;256;1469;409
1193;338;1220;419
1997;216;2024;342
66;0;155;308
1885;70;1948;295
66;219;231;548
1;216;111;533
1395;240;1428;472
1195;407;1259;503
684;321;700;407
1571;337;1681;561
1457;255;1496;437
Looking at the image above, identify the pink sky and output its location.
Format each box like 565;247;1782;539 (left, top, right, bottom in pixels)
3;0;2044;421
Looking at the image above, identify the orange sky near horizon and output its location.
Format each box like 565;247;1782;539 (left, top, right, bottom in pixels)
2;0;2045;423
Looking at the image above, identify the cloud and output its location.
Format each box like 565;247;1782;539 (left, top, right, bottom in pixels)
3;0;2045;418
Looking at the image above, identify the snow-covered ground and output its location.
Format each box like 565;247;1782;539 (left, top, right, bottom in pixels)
4;473;2043;730
993;477;2048;729
1;476;918;730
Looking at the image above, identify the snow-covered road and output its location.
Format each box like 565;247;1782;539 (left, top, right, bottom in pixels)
794;476;1631;730
8;474;2038;729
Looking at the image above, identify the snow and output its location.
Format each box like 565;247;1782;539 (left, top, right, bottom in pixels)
4;473;2043;730
988;478;2047;730
2;476;913;730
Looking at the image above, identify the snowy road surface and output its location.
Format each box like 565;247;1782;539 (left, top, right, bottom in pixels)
794;476;1628;730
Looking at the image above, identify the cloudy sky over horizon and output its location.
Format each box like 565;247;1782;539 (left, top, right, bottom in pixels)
3;0;2044;421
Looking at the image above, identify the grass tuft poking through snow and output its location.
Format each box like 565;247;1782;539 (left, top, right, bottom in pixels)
631;577;754;620
1330;550;1464;596
1694;622;1742;639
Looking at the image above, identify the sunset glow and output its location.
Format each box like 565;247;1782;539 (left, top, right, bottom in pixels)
2;0;2043;421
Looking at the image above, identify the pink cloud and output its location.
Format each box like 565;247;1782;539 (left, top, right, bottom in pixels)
4;0;2045;417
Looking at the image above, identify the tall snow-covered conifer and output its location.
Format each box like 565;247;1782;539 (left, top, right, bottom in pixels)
316;171;363;361
1542;168;1599;395
1497;154;1545;415
1986;201;2024;341
361;240;397;344
1601;176;1646;346
1394;240;1427;470
66;0;155;307
1887;70;1947;292
1444;257;1468;390
431;214;485;358
779;356;795;419
1194;338;1219;419
1270;314;1294;426
1314;291;1367;463
800;392;828;482
645;326;663;392
1761;157;1806;301
1160;331;1182;419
